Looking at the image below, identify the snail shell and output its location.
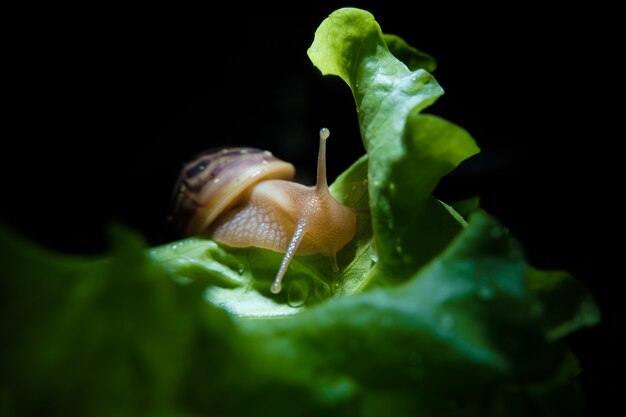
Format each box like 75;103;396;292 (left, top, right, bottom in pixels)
173;148;294;236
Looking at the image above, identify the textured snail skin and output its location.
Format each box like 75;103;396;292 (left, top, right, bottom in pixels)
172;130;356;293
210;179;356;257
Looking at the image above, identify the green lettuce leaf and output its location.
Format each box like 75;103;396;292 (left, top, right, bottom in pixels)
0;6;599;417
239;211;595;416
0;224;231;417
308;8;480;282
1;212;599;416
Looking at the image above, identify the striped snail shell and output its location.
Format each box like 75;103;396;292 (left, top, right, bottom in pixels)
172;128;356;294
172;148;295;236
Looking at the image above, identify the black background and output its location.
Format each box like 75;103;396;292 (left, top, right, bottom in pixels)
1;2;621;415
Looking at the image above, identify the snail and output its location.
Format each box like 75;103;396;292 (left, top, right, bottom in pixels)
172;128;357;294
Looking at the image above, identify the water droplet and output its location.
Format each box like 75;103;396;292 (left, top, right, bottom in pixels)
237;264;245;275
213;178;221;184
389;182;396;193
171;244;178;250
287;279;310;308
369;248;379;263
332;282;343;296
263;150;273;156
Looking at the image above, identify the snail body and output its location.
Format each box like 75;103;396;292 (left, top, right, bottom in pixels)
172;128;356;294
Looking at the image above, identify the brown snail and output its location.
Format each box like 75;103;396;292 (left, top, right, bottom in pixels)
172;128;357;294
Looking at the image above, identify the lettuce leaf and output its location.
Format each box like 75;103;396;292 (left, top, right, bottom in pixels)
0;212;598;416
0;7;599;417
308;9;481;282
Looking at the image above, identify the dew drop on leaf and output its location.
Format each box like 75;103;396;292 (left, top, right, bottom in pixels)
287;279;310;308
332;282;343;296
369;249;379;264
